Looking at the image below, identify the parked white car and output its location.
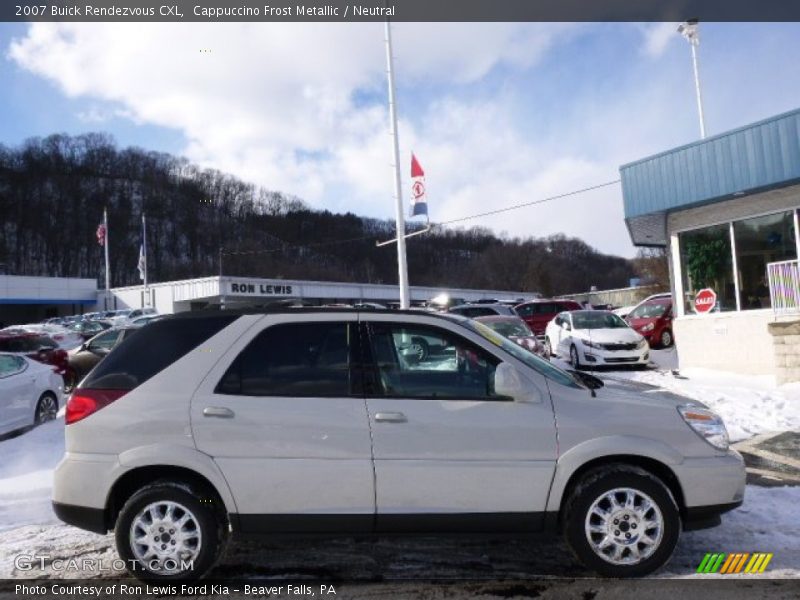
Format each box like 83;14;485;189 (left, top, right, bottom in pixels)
0;353;62;436
125;307;158;324
544;310;649;368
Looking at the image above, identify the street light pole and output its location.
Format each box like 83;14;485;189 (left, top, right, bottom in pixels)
678;19;707;139
384;20;411;309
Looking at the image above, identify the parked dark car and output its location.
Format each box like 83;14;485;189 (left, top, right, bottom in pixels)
64;326;141;392
514;299;584;336
626;297;674;348
448;303;517;318
473;315;547;359
0;332;69;376
68;320;111;341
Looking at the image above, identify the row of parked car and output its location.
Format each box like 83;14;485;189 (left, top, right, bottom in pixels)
0;308;161;436
441;294;674;369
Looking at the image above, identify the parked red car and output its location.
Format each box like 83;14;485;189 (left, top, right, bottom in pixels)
514;299;583;336
0;332;69;375
625;297;674;348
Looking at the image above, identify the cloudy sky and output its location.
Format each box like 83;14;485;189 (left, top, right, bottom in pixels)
2;22;800;257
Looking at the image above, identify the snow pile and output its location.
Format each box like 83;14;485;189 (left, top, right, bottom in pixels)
551;349;800;442
618;360;800;442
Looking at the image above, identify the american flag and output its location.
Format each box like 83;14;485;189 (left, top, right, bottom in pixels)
96;223;106;246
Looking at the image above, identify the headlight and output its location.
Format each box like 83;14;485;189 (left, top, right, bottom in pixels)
642;323;655;332
582;339;603;349
678;404;729;450
637;338;648;349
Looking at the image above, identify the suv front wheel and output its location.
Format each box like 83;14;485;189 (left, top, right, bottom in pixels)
115;481;226;581
563;464;680;577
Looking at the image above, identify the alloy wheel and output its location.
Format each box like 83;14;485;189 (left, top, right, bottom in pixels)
130;501;202;575
584;487;664;566
35;394;58;423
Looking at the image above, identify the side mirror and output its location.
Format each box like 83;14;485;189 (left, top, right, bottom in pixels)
563;322;571;330
493;363;538;403
79;343;87;352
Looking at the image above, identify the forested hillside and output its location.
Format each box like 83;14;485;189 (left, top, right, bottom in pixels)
0;133;638;296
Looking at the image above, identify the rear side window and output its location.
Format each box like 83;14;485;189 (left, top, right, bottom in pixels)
515;304;532;317
216;322;356;397
559;302;581;311
82;315;237;390
0;354;26;377
458;307;496;318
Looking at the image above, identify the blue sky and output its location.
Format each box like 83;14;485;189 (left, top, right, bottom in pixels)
2;22;800;257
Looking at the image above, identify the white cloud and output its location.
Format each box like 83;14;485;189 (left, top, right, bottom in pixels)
639;22;679;58
11;22;797;258
8;22;573;204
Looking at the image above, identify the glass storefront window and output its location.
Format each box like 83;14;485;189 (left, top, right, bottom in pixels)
734;211;797;310
679;224;737;313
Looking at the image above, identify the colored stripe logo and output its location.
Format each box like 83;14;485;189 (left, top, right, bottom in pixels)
697;553;773;574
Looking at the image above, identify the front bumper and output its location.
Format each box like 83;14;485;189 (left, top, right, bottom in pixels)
674;450;747;529
580;346;649;365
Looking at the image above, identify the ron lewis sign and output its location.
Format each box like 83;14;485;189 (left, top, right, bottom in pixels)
228;280;294;296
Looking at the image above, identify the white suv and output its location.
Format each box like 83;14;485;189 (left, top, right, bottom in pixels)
54;309;745;580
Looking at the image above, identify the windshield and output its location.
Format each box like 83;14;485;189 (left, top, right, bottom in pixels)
464;319;579;388
628;301;669;319
483;319;532;338
571;311;629;330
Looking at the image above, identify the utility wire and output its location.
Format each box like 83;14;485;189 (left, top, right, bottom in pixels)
438;180;620;226
221;179;621;256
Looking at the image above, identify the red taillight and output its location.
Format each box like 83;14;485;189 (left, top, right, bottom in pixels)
66;389;127;425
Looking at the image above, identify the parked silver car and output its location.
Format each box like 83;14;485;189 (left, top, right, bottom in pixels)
53;309;744;580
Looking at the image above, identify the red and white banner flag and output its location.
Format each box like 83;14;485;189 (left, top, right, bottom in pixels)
96;223;106;246
410;153;428;218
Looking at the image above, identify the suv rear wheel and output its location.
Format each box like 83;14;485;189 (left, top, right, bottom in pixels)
115;481;226;581
563;464;680;577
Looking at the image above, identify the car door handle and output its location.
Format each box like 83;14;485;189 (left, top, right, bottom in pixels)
374;412;407;423
203;406;235;419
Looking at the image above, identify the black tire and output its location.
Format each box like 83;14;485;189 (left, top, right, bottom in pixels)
34;392;59;424
63;370;78;394
659;330;673;348
410;337;430;362
569;345;581;369
563;464;680;578
115;481;226;581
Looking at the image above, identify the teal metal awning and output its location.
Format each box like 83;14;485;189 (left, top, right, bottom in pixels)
621;108;800;246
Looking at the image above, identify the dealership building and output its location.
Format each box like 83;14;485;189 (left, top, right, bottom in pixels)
621;108;800;382
103;275;530;314
1;272;532;324
0;275;98;325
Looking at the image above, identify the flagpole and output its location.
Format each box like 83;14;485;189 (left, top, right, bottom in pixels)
142;213;148;308
384;19;410;309
103;208;110;292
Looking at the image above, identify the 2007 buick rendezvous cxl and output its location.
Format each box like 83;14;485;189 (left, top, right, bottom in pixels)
53;309;745;580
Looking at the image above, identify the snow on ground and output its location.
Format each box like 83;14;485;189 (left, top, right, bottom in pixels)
0;419;64;535
553;348;800;442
